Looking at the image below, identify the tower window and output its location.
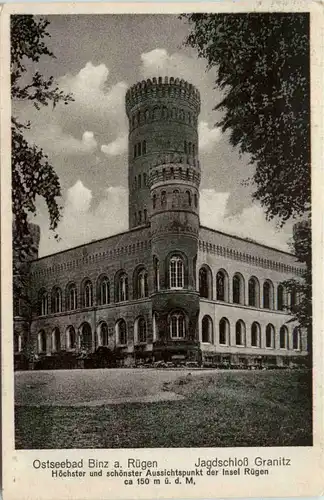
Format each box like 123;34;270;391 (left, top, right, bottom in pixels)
172;189;179;208
170;311;186;338
152;194;157;209
161;190;167;208
194;193;198;208
169;256;184;289
144;209;147;222
185;190;191;207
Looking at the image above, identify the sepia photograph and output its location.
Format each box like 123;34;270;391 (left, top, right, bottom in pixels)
10;9;313;454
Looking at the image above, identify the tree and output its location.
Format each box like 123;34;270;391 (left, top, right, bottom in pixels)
181;13;310;223
11;15;73;266
181;13;312;352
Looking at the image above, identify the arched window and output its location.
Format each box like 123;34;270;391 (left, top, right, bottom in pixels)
235;320;246;346
52;287;62;314
66;326;76;350
14;333;22;353
277;284;285;311
265;324;275;348
216;270;228;301
202;315;213;343
233;274;244;304
80;322;92;351
248;277;259;307
280;326;288;349
199;266;212;299
134;268;148;299
98;277;110;305
83;280;93;308
172;189;179;208
154;257;160;291
185;190;191;207
290;288;297;309
251;322;261;347
153;107;159;119
39;290;48;316
51;328;61;352
263;280;274;309
162;106;168;118
116;272;128;302
194;193;198;208
143;141;147;155
144;109;150;122
67;284;77;311
98;322;109;347
293;326;301;350
153;313;158;342
38;330;46;353
170;311;186;338
136;317;147;343
169;256;184;289
152;193;157;209
116;319;127;345
161;190;167;208
219;318;230;345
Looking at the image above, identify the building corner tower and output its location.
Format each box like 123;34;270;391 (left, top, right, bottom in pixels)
126;76;201;361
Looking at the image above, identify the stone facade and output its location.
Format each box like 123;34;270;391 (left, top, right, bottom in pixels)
13;77;308;369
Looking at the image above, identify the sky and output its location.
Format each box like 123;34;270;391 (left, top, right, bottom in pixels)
14;14;296;257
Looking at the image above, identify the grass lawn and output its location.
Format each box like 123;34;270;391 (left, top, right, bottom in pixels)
15;369;312;449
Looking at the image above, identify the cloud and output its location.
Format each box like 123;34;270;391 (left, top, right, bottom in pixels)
101;135;128;156
200;189;292;251
199;121;222;151
36;182;128;256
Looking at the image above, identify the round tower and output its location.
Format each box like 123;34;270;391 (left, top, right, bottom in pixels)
125;76;200;229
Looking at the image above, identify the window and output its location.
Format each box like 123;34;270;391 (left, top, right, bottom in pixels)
290;288;297;309
185;190;191;207
80;322;92;351
202;316;213;343
116;319;127;345
219;318;230;345
51;328;61;352
38;330;46;353
235;320;245;346
137;317;147;343
266;324;274;348
98;277;110;305
39;290;48;316
152;194;157;209
66;326;76;350
263;281;273;309
199;266;212;299
172;190;179;208
83;280;93;308
248;277;259;307
277;284;285;311
293;326;301;350
216;270;227;301
161;190;167;208
52;287;62;314
251;322;260;347
138;142;142;156
169;256;184;289
233;274;244;304
154;257;160;291
138;174;142;188
170;312;186;338
98;322;109;346
67;284;77;311
144;109;150;122
162;107;168;118
14;333;22;353
117;273;128;302
280;326;288;349
194;193;198;208
144;209;147;223
135;269;148;299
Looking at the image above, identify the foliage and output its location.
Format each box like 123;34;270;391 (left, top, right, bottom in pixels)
181;13;310;224
11;15;73;264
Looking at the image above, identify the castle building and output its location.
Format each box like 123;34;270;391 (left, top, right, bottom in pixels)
13;77;308;369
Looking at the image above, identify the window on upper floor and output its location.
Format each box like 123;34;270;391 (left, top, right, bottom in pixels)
248;277;260;308
263;280;274;309
67;284;77;311
277;284;285;311
233;274;244;305
83;280;93;308
39;290;48;316
52;287;62;314
116;272;128;302
169;256;184;289
98;277;110;306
